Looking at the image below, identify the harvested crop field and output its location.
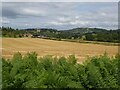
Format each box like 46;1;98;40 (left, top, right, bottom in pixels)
1;38;119;63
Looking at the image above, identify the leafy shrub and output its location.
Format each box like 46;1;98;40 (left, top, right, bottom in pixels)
2;52;120;89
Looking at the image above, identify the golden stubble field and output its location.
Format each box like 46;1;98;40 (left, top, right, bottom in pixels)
1;38;119;63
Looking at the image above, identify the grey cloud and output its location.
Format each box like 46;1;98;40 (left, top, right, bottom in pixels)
2;2;118;30
2;8;18;18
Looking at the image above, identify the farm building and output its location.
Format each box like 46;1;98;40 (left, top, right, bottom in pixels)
31;34;46;38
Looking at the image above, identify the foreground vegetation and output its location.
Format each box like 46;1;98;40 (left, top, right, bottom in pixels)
2;52;120;89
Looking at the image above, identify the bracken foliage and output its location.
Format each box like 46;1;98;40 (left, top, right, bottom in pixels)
2;52;120;89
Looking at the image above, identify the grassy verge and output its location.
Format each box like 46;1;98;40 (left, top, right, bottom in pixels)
61;39;119;46
43;37;119;46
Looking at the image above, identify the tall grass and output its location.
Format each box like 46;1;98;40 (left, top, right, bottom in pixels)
2;52;120;89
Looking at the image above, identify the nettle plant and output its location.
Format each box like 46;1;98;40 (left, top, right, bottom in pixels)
2;52;120;89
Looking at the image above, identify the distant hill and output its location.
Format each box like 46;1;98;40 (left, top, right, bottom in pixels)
2;26;119;43
62;28;108;34
22;27;117;34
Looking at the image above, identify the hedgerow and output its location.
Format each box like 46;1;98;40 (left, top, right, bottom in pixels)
2;52;120;89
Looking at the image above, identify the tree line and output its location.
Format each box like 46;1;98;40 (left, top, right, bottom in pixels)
2;26;120;43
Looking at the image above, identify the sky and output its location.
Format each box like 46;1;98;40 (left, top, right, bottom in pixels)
2;2;118;30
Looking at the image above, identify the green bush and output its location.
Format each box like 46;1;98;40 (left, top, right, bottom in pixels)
2;52;120;89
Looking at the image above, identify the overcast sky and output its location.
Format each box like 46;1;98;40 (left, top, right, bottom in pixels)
2;2;118;30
